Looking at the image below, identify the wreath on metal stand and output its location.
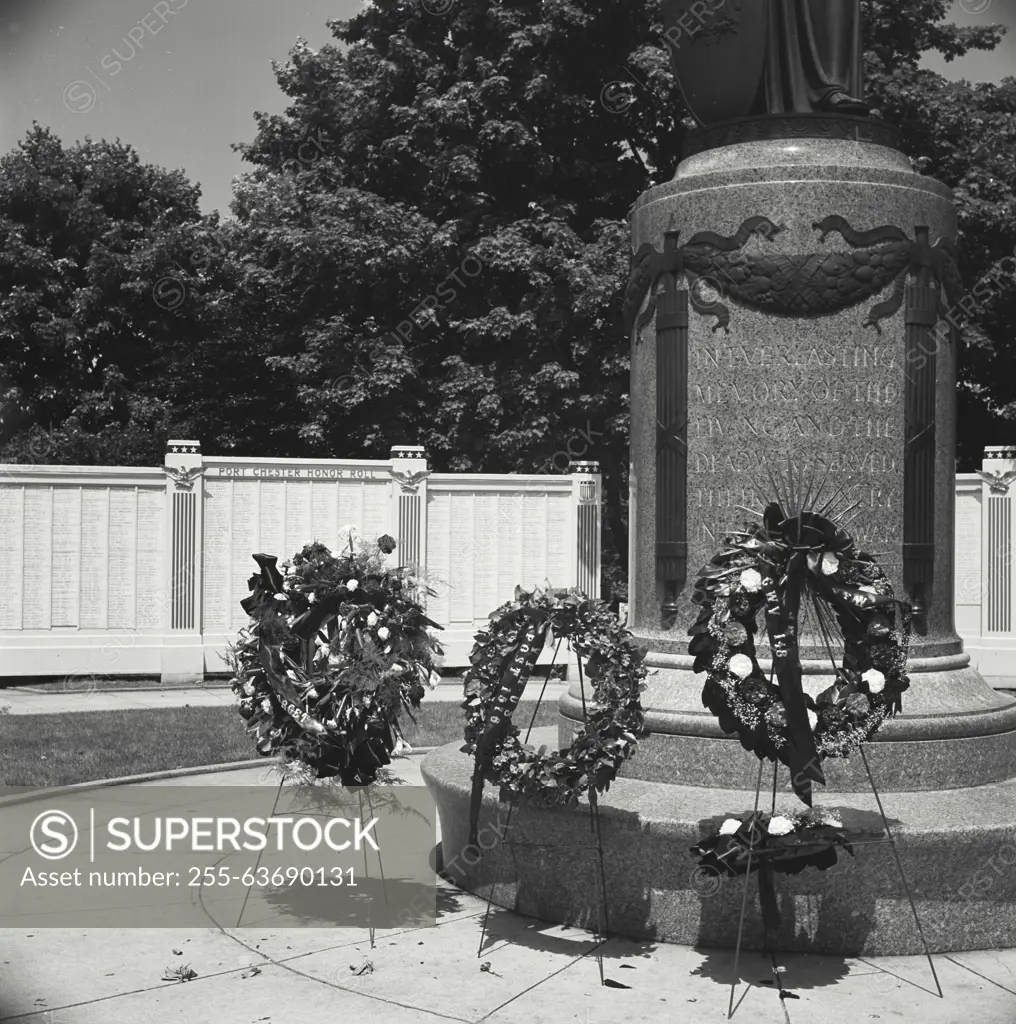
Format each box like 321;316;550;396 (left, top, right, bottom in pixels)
460;584;648;962
227;531;444;785
685;466;941;1006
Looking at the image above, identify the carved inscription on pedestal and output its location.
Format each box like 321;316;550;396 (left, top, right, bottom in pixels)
687;342;904;570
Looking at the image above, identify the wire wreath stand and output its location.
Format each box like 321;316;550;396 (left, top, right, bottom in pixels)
683;461;945;1013
722;586;944;1016
722;750;943;1017
471;637;619;988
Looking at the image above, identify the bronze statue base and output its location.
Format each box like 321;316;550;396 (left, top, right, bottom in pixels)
681;113;898;159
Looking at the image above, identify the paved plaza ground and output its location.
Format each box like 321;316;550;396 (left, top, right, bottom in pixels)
2;756;1016;1023
3;680;1016;1021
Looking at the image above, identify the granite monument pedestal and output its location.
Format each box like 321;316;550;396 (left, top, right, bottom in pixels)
422;133;1016;955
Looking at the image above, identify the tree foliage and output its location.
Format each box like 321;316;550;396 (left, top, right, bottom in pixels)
2;2;1015;600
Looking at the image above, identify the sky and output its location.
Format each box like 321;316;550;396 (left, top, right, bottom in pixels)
1;0;1015;218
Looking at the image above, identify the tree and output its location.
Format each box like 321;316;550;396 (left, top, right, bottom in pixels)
3;2;1014;600
0;126;313;464
860;0;1016;468
231;0;1013;599
0;125;202;464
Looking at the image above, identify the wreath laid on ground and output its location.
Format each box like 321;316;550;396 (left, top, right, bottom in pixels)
692;808;856;879
689;497;912;805
227;529;444;785
461;585;647;842
690;807;874;942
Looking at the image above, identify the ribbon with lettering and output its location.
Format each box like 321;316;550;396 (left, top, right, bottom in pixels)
468;608;551;844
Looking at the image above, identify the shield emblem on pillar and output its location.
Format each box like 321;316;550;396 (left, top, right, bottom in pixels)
661;0;769;126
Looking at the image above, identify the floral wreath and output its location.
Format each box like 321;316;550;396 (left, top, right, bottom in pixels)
692;808;856;880
690;807;874;940
461;585;647;842
228;529;444;785
689;499;912;805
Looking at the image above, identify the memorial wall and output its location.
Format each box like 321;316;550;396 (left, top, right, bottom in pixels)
0;466;168;677
0;444;601;682
2;442;1009;684
200;459;392;637
957;446;1016;678
424;476;579;664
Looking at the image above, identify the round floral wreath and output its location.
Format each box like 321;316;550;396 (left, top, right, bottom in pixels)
689;503;912;769
462;585;647;811
228;530;444;785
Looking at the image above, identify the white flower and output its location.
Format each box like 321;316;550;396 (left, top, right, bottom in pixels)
285;615;295;627
346;579;359;591
821;552;840;575
394;738;413;755
377;626;390;640
325;718;338;729
428;669;441;689
862;669;886;694
260;699;272;714
305;688;319;700
367;611;379;627
384;645;392;654
728;654;753;679
242;681;255;696
391;662;404;675
274;592;287;601
807;709;818;731
339;524;358;538
308;592;316;604
767;815;795;836
719;818;742;836
739;569;763;593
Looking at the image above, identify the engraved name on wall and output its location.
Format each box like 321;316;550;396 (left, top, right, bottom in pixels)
0;484;164;631
426;488;571;627
202;469;391;632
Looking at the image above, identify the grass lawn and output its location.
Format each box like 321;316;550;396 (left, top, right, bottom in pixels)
0;699;560;787
3;666;566;694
